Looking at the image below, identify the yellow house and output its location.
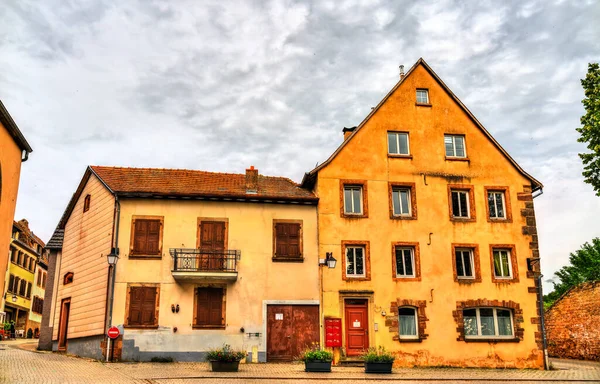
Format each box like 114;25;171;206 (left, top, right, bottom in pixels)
0;101;33;323
4;219;45;335
300;58;545;368
49;165;320;361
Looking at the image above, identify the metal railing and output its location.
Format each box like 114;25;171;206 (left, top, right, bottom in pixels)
169;248;240;273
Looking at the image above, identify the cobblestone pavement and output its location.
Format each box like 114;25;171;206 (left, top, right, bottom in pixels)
1;341;599;383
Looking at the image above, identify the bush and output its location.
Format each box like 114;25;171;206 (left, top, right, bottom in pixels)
298;343;333;362
205;344;246;362
361;347;395;364
150;356;174;363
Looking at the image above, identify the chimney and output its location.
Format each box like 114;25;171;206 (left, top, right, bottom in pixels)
245;166;258;194
342;126;357;141
399;64;405;79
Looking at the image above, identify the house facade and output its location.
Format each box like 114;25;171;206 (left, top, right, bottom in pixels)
301;59;545;368
545;281;600;361
48;166;320;362
0;101;33;323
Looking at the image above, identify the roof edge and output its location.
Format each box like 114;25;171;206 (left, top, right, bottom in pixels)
0;100;33;153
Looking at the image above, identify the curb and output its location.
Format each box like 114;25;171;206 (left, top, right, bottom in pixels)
140;375;600;382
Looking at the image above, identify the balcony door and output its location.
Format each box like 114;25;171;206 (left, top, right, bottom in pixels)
199;221;226;270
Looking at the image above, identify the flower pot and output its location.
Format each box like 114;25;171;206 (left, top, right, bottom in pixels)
210;360;240;372
365;361;393;373
304;360;332;372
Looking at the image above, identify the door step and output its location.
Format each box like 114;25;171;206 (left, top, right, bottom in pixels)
337;359;364;367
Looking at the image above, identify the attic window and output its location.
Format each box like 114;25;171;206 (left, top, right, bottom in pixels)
83;194;91;213
63;272;74;285
416;89;429;105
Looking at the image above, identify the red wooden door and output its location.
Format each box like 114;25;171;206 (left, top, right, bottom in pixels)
58;298;71;351
267;305;319;361
199;222;225;270
345;299;368;356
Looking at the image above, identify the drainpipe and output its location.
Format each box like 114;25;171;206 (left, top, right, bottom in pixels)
106;196;120;362
537;274;549;370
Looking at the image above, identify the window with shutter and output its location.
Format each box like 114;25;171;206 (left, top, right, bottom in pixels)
194;287;225;328
272;220;303;261
8;274;14;293
126;285;159;327
130;217;163;258
26;282;32;299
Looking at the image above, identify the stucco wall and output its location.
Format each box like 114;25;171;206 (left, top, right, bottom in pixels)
317;64;543;368
111;199;319;359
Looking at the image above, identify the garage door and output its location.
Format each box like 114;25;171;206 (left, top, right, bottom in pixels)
266;305;319;361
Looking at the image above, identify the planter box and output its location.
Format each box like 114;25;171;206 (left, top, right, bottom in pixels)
304;361;332;372
210;360;240;372
365;362;393;373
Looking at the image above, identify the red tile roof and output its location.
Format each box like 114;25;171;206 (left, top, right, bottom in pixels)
90;166;317;203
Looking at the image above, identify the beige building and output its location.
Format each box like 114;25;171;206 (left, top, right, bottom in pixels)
48;165;320;361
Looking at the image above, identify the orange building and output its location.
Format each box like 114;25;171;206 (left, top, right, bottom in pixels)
0;101;33;323
301;58;545;368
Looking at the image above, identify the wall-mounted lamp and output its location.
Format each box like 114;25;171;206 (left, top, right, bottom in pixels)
319;252;337;269
12;294;17;303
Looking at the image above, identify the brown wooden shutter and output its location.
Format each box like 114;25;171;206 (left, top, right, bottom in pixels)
37;271;42;287
195;288;209;326
141;287;157;325
133;220;148;254
133;219;161;255
275;223;301;258
287;224;300;258
8;275;14;293
195;288;223;327
275;223;288;257
128;287;143;325
146;221;161;255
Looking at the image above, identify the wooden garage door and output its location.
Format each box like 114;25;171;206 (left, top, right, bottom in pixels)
266;305;319;361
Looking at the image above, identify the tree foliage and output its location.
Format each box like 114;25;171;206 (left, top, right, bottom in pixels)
577;63;600;196
544;238;600;308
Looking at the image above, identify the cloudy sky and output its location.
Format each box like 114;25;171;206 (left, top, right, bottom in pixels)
2;0;599;291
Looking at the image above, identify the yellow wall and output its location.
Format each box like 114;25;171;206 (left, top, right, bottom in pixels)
112;199;319;354
317;64;542;368
0;122;23;312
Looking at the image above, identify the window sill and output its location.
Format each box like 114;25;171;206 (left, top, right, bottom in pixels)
341;213;368;219
415;103;432;108
488;218;512;224
390;215;416;220
393;276;421;282
192;325;226;330
398;338;422;343
124;325;159;329
492;277;518;284
445;157;469;162
450;217;476;223
387;154;413;159
272;257;304;263
344;276;370;281
456;278;481;284
464;337;519;343
128;255;163;260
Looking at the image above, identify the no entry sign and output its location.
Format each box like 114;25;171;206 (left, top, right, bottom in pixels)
107;326;120;339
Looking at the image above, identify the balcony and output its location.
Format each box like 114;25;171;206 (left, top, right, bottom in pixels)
169;248;240;282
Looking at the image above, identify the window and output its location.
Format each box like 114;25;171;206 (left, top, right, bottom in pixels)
387;132;410;156
13;277;20;294
273;220;302;261
26;282;32;299
444;135;466;158
193;287;225;328
395;247;415;278
130;216;164;257
83;194;91;213
455;249;474;279
463;308;514;338
16;251;22;266
398;307;418;339
344;186;363;215
416;89;429;104
37;270;42;287
345;246;365;278
451;190;469;218
493;249;512;278
41;272;47;289
28;257;34;271
126;285;159;328
8;275;15;293
448;185;475;221
488;191;505;219
392;188;411;216
32;296;44;314
63;272;74;285
10;248;16;263
19;280;26;296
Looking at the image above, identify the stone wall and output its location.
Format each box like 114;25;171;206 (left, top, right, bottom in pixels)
545;281;600;361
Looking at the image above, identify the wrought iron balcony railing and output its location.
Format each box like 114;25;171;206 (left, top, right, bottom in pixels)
169;248;240;273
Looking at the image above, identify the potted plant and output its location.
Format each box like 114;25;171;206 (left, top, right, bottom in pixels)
206;344;247;372
361;346;395;373
298;344;333;372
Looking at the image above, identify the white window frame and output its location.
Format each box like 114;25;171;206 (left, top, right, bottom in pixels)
463;307;514;339
387;132;410;155
395;247;415;278
451;190;470;218
488;191;507;219
343;186;363;215
392;187;412;217
444;135;466;158
455;248;475;279
346;246;366;278
493;249;513;279
398;307;419;339
416;89;429;104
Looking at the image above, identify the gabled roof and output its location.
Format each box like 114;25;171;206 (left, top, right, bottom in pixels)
301;58;542;190
0;100;33;153
46;228;65;250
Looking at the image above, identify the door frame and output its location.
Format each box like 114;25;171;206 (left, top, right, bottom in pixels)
262;300;319;361
338;292;374;357
57;297;71;351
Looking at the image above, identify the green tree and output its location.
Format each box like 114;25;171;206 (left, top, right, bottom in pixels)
544;238;600;309
577;63;600;196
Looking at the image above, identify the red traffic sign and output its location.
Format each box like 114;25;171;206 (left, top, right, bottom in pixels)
107;326;120;339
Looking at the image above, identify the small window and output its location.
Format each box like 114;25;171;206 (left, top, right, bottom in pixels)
130;217;163;257
488;191;506;219
16;252;22;266
273;221;302;261
444;135;466;158
493;249;512;279
451;190;470;218
392;187;411;217
42;272;47;289
126;285;159;327
10;248;16;263
63;272;74;285
343;186;363;215
19;280;26;296
194;287;225;328
463;308;514;338
398;307;418;339
455;248;475;279
26;282;32;299
37;271;42;287
83;194;91;213
416;89;429;104
8;275;15;293
32;296;44;314
387;132;410;155
394;247;415;278
345;246;366;278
